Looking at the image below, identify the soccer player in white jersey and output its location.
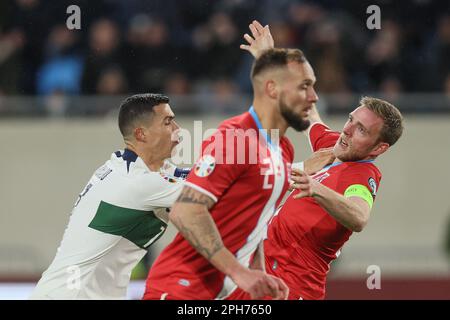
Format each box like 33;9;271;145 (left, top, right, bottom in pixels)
30;93;188;299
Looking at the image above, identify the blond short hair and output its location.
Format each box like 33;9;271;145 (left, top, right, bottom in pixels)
360;96;404;146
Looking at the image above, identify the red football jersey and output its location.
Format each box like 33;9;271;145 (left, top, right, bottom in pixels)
143;109;294;300
263;122;382;300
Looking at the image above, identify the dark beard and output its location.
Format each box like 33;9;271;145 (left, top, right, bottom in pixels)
280;100;310;132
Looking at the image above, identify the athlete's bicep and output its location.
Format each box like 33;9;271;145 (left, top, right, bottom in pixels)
173;185;216;209
307;123;340;152
344;183;373;224
343;184;374;209
169;185;215;241
141;175;184;208
169;184;216;227
348;196;371;218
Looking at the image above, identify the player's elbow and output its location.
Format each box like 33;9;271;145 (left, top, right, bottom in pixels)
168;206;183;223
351;217;368;233
352;223;364;233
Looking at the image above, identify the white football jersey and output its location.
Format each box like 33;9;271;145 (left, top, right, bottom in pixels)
30;149;184;299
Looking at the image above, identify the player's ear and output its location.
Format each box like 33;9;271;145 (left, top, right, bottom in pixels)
371;142;389;157
265;79;278;99
134;127;147;142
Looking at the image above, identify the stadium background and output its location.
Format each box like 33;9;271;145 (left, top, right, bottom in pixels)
0;0;449;299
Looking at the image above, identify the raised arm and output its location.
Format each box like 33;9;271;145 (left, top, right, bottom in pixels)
240;20;274;58
291;147;335;177
308;104;325;126
169;185;289;299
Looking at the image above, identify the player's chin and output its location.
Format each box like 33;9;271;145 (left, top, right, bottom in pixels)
169;144;178;157
333;148;348;161
333;144;343;155
171;140;180;149
300;114;310;123
302;107;312;118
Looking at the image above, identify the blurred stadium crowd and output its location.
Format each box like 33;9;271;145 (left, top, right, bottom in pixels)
0;0;449;114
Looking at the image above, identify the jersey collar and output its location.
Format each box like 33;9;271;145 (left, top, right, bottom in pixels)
115;148;138;173
249;106;275;149
322;159;374;171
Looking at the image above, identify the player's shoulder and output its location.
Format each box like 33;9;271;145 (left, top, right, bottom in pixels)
310;121;329;130
281;136;294;148
308;122;340;151
128;171;181;204
280;136;295;160
133;169;176;186
218;111;255;131
308;122;335;136
341;161;382;180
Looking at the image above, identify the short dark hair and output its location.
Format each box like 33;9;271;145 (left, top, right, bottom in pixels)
360;96;404;146
251;48;307;79
118;93;169;137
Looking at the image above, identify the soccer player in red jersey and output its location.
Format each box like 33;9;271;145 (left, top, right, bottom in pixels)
227;21;404;300
143;46;322;300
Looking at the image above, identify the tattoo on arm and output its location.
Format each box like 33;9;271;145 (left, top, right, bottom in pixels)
176;186;215;209
172;212;224;260
171;186;222;260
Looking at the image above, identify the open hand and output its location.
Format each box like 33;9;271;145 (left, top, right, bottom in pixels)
240;20;274;58
232;268;289;300
304;147;335;175
290;169;319;199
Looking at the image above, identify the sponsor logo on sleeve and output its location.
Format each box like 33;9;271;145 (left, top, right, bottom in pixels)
194;155;216;177
160;174;178;183
368;177;377;196
313;172;330;183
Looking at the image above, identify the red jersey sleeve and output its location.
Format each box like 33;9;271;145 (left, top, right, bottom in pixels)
184;128;250;202
308;122;340;152
281;136;295;165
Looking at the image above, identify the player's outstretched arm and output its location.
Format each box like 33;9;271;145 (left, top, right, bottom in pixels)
308;103;325;127
170;186;289;299
291;170;371;232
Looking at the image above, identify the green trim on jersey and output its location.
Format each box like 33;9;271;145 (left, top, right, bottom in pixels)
89;201;167;249
343;184;374;209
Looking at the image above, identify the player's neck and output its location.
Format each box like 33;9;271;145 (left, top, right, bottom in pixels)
252;100;288;137
147;162;164;172
125;144;164;172
333;156;376;164
140;151;165;172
